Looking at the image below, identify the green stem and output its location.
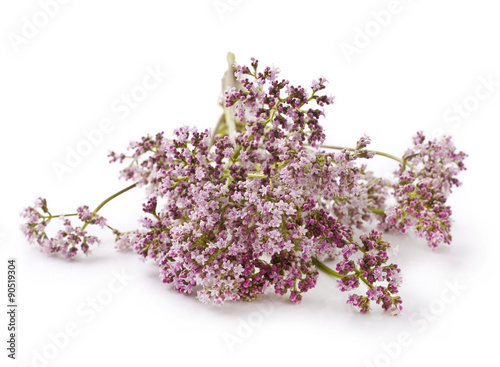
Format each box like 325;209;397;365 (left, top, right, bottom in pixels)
42;213;78;219
368;207;385;215
359;276;373;289
209;114;225;149
319;144;415;170
247;173;267;179
311;257;345;279
312;257;373;290
92;183;138;214
81;183;138;230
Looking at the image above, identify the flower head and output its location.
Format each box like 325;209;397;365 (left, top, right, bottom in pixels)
385;132;467;247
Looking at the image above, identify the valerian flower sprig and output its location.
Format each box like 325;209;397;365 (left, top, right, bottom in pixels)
21;198;107;259
20;54;467;315
385;132;468;247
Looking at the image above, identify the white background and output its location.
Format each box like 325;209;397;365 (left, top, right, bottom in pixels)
1;1;499;366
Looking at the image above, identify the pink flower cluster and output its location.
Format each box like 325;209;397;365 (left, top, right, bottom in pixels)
385;132;467;247
105;59;405;313
21;198;106;260
339;231;402;313
21;58;466;314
